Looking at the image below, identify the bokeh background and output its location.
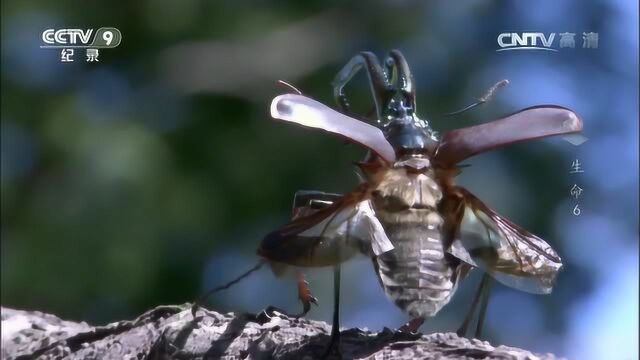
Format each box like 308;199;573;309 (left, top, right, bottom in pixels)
1;1;638;359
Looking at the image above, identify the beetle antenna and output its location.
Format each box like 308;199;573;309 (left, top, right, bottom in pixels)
277;80;303;94
191;260;266;317
443;79;509;116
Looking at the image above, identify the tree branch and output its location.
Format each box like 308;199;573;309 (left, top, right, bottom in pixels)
1;304;559;359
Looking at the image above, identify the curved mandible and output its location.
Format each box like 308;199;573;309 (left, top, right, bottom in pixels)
384;50;416;107
332;51;390;120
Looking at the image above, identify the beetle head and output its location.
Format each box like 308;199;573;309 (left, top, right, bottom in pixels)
373;51;438;157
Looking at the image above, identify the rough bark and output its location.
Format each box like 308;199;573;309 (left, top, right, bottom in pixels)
1;304;560;359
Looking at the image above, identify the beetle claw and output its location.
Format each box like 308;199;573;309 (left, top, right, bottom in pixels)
297;273;318;316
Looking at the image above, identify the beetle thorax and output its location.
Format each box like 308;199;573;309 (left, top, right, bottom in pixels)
370;164;444;226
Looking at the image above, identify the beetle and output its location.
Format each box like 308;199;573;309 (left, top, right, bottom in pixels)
254;50;583;353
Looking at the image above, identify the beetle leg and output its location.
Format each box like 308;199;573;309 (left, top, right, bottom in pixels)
323;218;351;359
297;272;318;317
191;261;265;317
254;272;318;322
322;263;342;359
398;317;425;333
256;305;302;323
254;272;317;321
292;190;343;220
456;272;491;338
332;52;390;118
474;275;493;338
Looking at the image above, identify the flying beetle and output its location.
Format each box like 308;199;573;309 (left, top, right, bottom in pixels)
196;50;584;356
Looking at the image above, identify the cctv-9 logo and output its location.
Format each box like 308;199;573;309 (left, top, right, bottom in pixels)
40;27;122;48
91;27;122;48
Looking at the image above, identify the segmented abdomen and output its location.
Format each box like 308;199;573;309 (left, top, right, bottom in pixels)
374;219;458;318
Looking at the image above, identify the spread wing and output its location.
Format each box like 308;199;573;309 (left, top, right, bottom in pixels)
270;94;396;163
258;186;394;268
447;187;562;294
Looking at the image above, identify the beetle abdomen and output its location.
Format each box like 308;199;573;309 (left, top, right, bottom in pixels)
374;220;457;318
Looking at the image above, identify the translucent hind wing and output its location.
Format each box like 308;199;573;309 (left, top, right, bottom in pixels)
259;186;393;268
447;187;562;294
